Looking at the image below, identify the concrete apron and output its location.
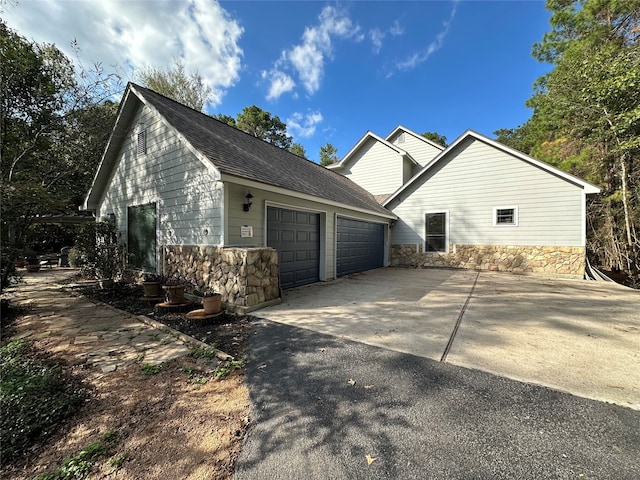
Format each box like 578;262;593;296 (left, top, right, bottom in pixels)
254;267;640;410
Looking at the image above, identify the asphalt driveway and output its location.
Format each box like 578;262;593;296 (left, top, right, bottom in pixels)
236;320;640;479
254;267;640;410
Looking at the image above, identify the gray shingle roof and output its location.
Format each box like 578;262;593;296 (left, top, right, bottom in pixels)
133;84;392;217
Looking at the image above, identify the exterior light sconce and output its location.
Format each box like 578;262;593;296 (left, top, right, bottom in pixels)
243;191;253;212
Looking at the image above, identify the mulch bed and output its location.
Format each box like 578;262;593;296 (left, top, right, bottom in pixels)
66;281;252;359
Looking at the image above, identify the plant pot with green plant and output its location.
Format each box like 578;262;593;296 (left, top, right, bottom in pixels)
193;289;222;314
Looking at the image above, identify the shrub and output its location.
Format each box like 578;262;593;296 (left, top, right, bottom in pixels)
73;222;125;279
67;247;83;268
0;339;87;463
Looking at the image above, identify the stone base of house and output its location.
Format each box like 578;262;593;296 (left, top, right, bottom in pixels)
391;244;586;277
163;245;281;313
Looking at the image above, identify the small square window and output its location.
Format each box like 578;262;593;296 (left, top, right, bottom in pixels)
494;206;518;226
137;131;146;156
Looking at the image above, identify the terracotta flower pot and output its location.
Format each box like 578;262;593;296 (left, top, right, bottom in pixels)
201;294;222;315
163;285;185;304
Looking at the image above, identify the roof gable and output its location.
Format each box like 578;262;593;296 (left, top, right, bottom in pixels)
385;125;446;151
383;129;600;207
85;83;392;218
327;130;412;171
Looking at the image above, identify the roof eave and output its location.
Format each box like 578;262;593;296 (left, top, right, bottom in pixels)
220;173;397;220
82;85;139;211
383;129;601;206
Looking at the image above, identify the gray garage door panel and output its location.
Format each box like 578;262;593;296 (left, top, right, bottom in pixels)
337;217;384;276
267;206;320;289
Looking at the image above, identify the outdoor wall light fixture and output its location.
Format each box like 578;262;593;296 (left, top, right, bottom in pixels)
243;191;253;212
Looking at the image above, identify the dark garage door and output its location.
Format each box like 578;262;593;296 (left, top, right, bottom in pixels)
267;206;320;289
336;217;384;277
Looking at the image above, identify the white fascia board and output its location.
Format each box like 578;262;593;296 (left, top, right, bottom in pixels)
334;130;408;170
384;129;601;208
466;130;601;194
220;174;397;220
82;87;137;211
386;125;446;151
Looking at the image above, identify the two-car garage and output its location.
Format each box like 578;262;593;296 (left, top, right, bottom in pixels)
267;206;386;290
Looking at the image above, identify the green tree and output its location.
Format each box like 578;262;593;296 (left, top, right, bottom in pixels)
501;0;640;281
236;105;292;149
1;21;120;288
421;131;447;147
289;143;307;158
319;143;338;166
138;59;212;112
213;113;237;127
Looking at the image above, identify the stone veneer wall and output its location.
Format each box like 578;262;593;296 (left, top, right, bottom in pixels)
391;244;586;277
163;245;280;312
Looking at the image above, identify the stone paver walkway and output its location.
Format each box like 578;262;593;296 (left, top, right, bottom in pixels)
5;269;204;374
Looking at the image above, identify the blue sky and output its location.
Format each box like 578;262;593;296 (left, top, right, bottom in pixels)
4;1;552;162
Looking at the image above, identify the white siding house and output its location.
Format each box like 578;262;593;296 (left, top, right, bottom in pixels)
386;126;444;167
331;127;600;277
327;131;417;199
84;83;394;310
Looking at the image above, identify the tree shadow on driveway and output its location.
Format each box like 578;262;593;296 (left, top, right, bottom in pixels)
236;320;640;479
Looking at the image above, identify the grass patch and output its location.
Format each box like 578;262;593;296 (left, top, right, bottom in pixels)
35;431;118;479
0;339;87;463
181;366;209;384
190;346;219;359
214;359;246;379
140;362;165;375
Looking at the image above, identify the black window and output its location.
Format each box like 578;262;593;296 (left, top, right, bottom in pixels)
495;207;517;226
425;212;447;252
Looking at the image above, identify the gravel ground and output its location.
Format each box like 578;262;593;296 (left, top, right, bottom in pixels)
236;319;640;480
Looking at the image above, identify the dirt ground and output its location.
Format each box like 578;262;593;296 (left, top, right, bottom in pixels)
1;281;253;480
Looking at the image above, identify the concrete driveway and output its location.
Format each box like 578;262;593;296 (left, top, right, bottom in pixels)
254;267;640;409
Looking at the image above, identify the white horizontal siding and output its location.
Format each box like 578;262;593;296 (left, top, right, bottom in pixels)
224;182;389;280
390;138;586;247
389;130;442;167
98;104;223;247
343;138;403;195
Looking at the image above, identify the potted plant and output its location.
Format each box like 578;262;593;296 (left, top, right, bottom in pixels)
162;277;186;304
193;289;222;315
24;251;41;273
142;273;162;297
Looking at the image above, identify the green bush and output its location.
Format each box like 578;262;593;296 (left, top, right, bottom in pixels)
73;222;125;279
0;339;87;463
67;247;83;268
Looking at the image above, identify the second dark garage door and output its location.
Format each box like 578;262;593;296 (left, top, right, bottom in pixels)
267;206;320;289
336;217;384;276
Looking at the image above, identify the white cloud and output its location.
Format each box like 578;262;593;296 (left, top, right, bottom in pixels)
286;111;324;138
370;21;404;54
396;2;458;71
264;70;296;101
265;5;360;100
2;0;244;107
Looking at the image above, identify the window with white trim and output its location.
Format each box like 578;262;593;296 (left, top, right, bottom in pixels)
425;212;447;252
494;206;518;226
